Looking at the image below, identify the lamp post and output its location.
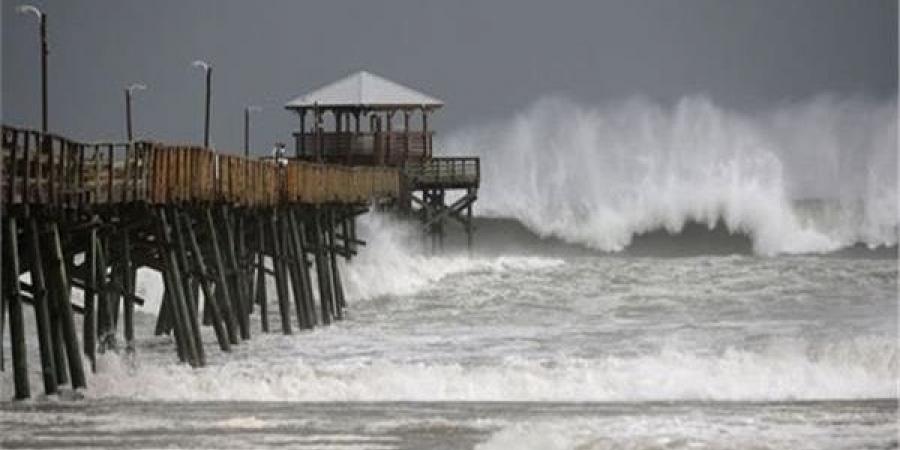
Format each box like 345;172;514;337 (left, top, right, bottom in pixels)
191;60;212;148
244;106;261;159
125;83;147;141
17;4;47;133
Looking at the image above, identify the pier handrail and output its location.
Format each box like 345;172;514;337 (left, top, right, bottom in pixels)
402;156;480;188
1;124;400;211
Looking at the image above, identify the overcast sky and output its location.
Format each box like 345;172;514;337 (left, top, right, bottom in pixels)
2;0;896;153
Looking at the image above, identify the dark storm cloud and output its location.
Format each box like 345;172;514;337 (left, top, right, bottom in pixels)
2;0;896;152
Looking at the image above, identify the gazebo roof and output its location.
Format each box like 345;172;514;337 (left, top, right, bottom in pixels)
285;71;443;110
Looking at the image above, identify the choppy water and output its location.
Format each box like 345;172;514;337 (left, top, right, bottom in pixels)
1;214;897;449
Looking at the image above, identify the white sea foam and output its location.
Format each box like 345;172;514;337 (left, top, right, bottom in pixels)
80;334;895;402
475;412;898;450
444;95;898;255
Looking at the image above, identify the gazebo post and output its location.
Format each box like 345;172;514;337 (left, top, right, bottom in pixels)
350;109;361;165
404;109;411;161
422;108;429;160
314;103;322;163
375;115;384;165
297;108;306;158
385;110;394;165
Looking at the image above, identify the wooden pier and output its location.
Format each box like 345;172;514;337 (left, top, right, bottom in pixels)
0;71;479;401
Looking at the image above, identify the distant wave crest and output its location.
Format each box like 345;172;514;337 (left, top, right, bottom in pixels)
444;95;898;255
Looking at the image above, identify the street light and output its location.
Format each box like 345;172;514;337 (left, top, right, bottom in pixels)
244;106;262;159
17;4;47;133
191;60;212;148
125;83;147;141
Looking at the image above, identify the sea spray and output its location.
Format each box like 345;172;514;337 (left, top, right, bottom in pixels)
341;212;564;301
444;95;898;255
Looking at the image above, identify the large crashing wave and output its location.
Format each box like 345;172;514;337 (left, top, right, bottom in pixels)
444;96;897;255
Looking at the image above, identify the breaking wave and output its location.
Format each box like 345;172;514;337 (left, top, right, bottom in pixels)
444;95;898;255
341;213;564;301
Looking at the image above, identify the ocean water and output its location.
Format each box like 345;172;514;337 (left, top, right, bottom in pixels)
1;213;896;449
1;96;898;449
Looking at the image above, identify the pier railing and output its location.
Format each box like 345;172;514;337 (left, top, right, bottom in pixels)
293;131;434;165
1;127;152;209
1;125;400;211
402;156;480;189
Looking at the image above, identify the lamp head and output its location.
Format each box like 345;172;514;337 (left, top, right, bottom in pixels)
191;60;211;72
17;4;42;20
127;83;147;93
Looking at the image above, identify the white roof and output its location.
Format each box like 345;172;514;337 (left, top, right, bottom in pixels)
285;71;443;109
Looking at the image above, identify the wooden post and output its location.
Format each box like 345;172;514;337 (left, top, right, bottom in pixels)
467;190;474;253
110;243;124;335
46;222;86;389
280;210;303;329
159;209;201;366
313;208;333;325
422;109;430;160
285;207;312;329
294;208;317;327
204;207;240;345
27;218;57;395
181;210;230;352
385;110;394;164
403;109;410;162
237;213;252;315
328;209;345;319
255;214;269;333
220;205;249;340
121;231;136;352
154;291;174;336
171;208;206;365
95;236;115;352
160;274;187;363
349;110;361;166
269;209;292;334
0;218;4;374
314;103;322;163
4;217;30;399
298;110;306;158
0;221;4;372
49;284;69;385
83;225;98;371
157;212;188;362
438;189;446;251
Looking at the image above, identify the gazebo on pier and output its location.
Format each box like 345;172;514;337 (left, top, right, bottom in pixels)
285;71;443;166
285;70;480;251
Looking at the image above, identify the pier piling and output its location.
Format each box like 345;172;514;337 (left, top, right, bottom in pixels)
28;218;58;394
5;217;31;399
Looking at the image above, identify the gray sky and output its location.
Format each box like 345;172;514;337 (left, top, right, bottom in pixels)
2;0;896;153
